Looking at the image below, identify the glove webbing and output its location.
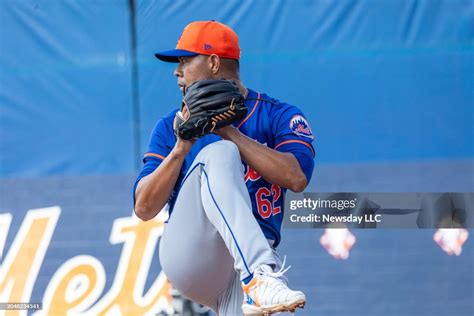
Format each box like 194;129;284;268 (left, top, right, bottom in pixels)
209;97;238;132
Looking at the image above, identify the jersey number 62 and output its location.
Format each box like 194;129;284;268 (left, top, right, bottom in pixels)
255;184;282;219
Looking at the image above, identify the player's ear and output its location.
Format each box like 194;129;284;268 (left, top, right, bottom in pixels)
208;54;220;75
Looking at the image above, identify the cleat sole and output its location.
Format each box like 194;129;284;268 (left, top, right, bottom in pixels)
243;299;305;315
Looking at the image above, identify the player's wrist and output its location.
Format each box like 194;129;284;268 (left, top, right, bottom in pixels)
170;149;188;160
216;125;240;140
172;139;193;158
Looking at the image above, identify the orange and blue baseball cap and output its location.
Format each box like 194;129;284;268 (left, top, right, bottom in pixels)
155;20;240;63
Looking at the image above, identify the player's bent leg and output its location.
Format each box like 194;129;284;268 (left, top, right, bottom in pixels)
160;140;305;315
198;141;307;314
159;157;237;312
195;140;278;278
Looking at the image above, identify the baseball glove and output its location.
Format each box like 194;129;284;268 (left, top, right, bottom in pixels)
174;79;248;140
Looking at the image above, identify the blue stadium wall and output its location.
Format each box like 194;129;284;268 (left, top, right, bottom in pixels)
0;1;472;315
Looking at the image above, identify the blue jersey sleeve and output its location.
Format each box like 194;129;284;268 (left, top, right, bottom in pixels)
270;104;315;184
132;115;175;205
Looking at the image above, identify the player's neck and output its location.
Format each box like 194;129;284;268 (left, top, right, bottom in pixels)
234;79;248;98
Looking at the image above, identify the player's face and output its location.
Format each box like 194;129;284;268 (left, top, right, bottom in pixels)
175;55;213;95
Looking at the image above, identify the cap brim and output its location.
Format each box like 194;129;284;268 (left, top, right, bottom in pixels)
154;49;198;63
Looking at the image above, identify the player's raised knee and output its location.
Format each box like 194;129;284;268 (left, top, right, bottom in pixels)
216;139;239;153
206;139;239;154
203;140;240;162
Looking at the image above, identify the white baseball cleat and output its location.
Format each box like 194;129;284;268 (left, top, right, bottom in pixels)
242;260;306;315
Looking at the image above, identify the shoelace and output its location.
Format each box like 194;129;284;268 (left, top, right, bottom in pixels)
253;256;291;279
253;257;291;291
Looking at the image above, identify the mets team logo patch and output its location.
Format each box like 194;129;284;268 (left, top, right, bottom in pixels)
290;115;313;139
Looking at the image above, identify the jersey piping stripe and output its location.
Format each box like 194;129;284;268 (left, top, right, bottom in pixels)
179;161;203;187
274;139;315;156
237;92;261;129
144;153;166;160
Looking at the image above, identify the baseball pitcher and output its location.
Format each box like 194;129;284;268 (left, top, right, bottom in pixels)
133;20;315;315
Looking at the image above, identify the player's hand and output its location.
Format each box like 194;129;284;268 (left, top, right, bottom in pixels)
173;106;195;155
433;228;469;256
320;228;356;260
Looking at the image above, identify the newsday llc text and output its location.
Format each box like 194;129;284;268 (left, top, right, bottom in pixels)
285;196;383;227
289;213;382;224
